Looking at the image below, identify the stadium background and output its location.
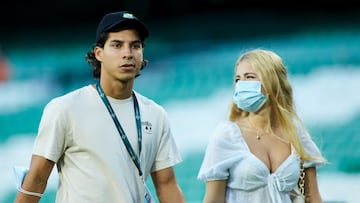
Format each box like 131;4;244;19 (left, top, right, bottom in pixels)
1;2;360;203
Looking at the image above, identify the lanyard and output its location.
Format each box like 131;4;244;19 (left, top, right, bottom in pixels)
96;82;143;177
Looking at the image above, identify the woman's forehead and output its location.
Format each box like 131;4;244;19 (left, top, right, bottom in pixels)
236;61;255;73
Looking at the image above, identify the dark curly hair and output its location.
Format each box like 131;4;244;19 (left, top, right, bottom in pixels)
85;25;148;79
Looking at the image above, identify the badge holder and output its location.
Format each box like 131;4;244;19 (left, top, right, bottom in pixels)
142;177;155;203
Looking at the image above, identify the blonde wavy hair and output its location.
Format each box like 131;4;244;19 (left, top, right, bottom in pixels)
229;49;321;161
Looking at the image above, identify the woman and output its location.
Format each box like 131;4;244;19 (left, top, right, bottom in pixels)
197;49;326;203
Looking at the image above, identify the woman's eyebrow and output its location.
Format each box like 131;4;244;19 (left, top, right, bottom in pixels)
236;72;253;77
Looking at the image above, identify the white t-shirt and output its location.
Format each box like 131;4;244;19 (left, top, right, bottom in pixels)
33;85;182;203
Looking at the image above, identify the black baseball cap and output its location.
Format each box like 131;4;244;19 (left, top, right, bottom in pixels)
95;11;149;41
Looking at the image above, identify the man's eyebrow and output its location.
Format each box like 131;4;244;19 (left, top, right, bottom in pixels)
109;39;142;44
109;39;123;43
132;40;143;44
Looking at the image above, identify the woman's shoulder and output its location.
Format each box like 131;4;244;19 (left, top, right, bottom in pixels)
215;119;238;133
211;119;243;143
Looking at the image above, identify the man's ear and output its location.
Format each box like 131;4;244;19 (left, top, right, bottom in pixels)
94;46;103;62
141;60;148;70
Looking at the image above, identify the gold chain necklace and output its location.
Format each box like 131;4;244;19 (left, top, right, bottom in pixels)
247;117;290;143
255;130;262;140
247;116;271;140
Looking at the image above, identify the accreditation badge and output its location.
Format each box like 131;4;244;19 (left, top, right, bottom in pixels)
142;177;155;203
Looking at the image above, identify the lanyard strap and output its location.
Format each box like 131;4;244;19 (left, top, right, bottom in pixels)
96;82;143;177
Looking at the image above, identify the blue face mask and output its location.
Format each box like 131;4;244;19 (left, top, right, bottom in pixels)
233;80;267;112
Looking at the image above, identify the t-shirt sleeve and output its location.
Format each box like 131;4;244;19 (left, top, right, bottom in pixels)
296;121;326;168
151;107;182;172
197;120;244;181
32;98;67;163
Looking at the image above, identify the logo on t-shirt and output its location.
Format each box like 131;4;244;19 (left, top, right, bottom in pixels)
142;121;152;134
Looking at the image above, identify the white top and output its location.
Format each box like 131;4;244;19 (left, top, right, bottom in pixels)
33;85;182;203
197;120;324;203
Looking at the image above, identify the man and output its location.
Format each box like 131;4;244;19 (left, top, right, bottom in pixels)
14;11;186;203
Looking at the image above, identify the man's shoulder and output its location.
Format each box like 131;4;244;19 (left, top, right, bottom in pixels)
47;85;92;106
134;91;166;111
134;91;157;105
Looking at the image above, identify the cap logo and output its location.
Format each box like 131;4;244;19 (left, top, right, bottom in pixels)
123;13;135;19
